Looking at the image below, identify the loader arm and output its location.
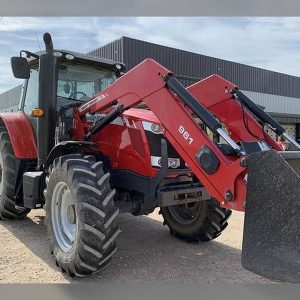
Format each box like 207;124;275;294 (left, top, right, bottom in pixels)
186;75;283;151
76;59;248;211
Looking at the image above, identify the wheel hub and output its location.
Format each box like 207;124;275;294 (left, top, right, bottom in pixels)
168;201;202;225
67;205;76;224
51;181;77;252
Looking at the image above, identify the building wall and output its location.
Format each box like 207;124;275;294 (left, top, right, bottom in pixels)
0;85;21;112
242;91;300;115
120;37;300;99
88;38;124;64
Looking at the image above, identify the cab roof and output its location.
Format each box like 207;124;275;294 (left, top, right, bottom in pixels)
25;49;125;71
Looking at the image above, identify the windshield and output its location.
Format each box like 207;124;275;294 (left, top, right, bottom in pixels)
57;63;117;106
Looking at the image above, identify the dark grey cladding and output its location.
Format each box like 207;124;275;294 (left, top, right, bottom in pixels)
89;36;300;98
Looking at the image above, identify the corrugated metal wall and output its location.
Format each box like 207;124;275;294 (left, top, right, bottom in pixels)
98;36;300;99
88;38;123;63
0;85;21;112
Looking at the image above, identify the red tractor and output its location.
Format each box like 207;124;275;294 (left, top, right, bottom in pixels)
1;33;299;282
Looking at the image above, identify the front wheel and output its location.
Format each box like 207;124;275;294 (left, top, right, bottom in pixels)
160;199;232;243
45;154;120;277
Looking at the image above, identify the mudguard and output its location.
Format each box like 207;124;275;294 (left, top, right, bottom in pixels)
242;150;300;283
0;112;37;159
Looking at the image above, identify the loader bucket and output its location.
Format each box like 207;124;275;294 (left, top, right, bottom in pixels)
241;150;300;283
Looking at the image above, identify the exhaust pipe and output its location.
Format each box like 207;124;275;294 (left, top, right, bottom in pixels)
43;32;53;54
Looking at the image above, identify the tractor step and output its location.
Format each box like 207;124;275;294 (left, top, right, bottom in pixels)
242;150;300;283
23;171;44;208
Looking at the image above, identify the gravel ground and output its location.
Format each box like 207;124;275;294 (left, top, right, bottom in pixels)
0;209;272;283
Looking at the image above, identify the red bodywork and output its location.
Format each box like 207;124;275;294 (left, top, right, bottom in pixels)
72;59;280;212
0;112;37;159
1;59;280;213
91;108;161;177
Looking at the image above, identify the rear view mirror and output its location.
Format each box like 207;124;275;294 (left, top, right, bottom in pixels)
11;57;30;79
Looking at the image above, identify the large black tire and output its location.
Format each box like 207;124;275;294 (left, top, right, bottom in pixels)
0;126;30;220
160;198;232;243
45;154;120;277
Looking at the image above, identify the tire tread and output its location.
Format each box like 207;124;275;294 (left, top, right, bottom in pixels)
0;127;30;220
161;198;231;243
45;154;119;277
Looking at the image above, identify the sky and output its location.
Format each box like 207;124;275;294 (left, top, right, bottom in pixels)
1;17;300;94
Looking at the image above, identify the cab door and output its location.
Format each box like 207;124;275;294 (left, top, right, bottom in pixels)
19;65;39;138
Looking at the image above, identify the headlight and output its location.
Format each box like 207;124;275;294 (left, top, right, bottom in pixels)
65;54;75;60
53;51;63;57
151;123;161;133
115;64;122;70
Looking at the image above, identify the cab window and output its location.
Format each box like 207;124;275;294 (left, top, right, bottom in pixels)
23;67;39;115
57;64;117;108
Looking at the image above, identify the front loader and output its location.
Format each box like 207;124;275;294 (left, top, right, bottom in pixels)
0;33;299;282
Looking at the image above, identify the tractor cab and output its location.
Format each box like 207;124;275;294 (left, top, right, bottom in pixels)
16;50;123;115
11;33;125;168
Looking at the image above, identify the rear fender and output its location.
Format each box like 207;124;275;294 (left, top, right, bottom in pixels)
0;112;37;159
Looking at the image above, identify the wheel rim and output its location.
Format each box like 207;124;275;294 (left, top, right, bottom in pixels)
168;202;203;225
0;152;4;196
51;181;77;252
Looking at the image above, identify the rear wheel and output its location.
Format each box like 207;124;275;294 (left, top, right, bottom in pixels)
0;126;30;220
45;154;120;277
160;199;231;242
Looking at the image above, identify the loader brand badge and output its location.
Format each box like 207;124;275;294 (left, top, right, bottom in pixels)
86;112;123;126
78;93;109;112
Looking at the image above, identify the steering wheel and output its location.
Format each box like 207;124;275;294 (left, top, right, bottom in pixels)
70;91;89;100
